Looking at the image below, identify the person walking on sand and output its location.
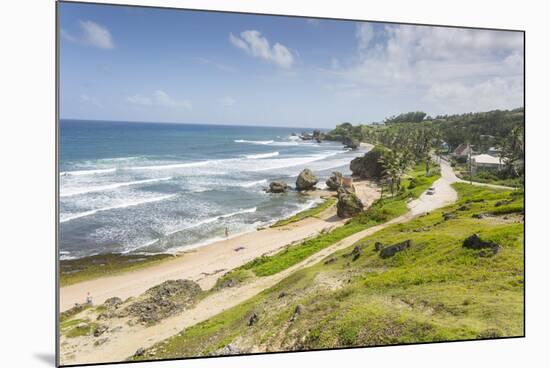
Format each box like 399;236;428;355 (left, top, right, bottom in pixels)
85;292;93;305
225;227;229;237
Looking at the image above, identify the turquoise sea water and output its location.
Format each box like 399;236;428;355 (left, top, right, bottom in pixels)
59;119;366;259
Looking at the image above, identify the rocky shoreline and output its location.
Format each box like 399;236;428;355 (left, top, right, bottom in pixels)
60;140;376;287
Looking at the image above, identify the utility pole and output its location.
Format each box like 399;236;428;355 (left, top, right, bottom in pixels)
467;142;473;185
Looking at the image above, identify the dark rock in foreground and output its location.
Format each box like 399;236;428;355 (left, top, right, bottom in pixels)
336;191;363;218
290;304;303;322
267;181;288;193
103;297;123;309
93;324;108;337
379;240;412;258
122;279;202;324
443;212;457;221
296;169;318;191
248;312;259;326
350;245;362;261
462;234;501;256
326;171;343;191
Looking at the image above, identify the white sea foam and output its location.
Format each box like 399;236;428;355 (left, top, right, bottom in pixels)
60;168;116;176
128;161;216;171
60;194;177;223
244;151;279;159
234;139;274;145
254;151;340;172
238;179;268;188
120;238;160;254
60;177;173;197
268;141;299;146
165;207;257;236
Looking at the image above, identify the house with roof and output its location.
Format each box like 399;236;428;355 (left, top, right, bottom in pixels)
471;154;503;171
452;143;473;158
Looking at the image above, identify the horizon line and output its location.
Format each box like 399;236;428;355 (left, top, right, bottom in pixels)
59;117;340;130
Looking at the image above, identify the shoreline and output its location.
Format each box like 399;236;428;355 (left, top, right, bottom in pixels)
59;189;334;281
59;143;374;283
59;143;373;262
60;179;380;311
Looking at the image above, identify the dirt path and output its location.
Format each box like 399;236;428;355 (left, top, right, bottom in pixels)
60;182;379;312
436;157;518;191
61;167;459;365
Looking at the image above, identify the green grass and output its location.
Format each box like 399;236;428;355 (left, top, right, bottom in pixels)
454;164;523;188
60;318;99;338
133;184;523;360
225;167;440;278
213;269;255;290
245;222;369;277
271;197;337;228
60;253;174;286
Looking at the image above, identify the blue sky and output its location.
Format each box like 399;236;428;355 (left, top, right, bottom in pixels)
59;2;524;128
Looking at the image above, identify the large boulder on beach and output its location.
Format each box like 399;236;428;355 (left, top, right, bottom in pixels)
326;172;343;191
342;136;360;150
350;146;388;179
267;181;288;193
123;279;202;324
296;169;318;191
336;191;364;218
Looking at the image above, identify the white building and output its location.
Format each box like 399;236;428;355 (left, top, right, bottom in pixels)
471;154;503;171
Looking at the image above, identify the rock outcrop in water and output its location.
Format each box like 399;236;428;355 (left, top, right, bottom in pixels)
296;169;318;191
267;181;289;193
342;136;359;150
326;171;343;191
350;146;388;179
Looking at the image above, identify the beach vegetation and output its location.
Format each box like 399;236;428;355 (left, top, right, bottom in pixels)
60;253;174;287
228;166;439;278
133;184;523;360
271;197;337;228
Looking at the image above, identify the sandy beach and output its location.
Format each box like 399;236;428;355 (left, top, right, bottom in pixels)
60;178;379;312
59;155;464;365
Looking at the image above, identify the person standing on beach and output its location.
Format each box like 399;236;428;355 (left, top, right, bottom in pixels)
225;227;229;237
85;292;93;305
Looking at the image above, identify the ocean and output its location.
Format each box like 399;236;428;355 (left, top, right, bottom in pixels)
59;119;367;260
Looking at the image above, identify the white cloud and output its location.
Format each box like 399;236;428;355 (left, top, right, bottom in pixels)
229;30;294;68
62;20;114;49
125;94;152;106
220;96;236;107
356;23;374;53
326;24;523;114
425;77;523;114
125;90;192;110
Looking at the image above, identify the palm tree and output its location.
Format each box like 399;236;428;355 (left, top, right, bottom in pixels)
378;149;413;196
499;125;524;177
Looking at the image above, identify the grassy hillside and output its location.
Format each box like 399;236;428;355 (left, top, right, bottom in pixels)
133;183;523;360
226;166;439;279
